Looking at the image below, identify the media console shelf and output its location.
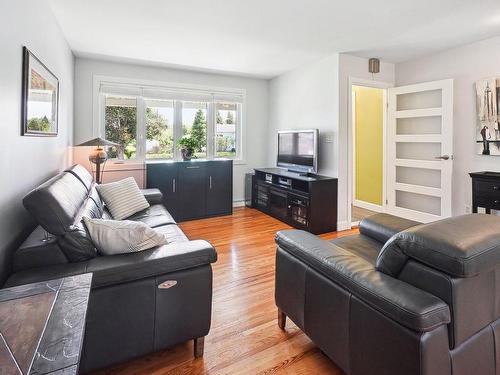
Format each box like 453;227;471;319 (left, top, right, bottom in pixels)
252;168;337;234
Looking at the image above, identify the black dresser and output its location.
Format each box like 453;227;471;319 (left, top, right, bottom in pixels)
252;168;337;234
469;172;500;213
146;159;233;221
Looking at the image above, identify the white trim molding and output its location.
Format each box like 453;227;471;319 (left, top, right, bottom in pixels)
353;199;384;213
347;77;393;226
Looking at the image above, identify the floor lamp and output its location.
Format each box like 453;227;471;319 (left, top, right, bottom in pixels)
76;137;120;184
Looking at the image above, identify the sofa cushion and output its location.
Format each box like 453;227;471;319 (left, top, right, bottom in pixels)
56;186;104;262
359;213;419;244
376;214;500;278
23;172;89;235
96;177;150;220
83;217;168;255
127;204;176;228
330;234;383;265
65;164;94;191
155;224;188;243
13;226;68;272
141;188;163;205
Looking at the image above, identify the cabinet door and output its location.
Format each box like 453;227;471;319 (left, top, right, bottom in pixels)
178;163;207;221
146;163;178;219
206;160;233;216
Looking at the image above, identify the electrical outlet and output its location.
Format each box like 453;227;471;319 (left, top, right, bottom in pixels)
324;137;334;143
465;205;472;214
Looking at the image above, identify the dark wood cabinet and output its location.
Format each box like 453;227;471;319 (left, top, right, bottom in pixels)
252;168;337;234
470;172;500;213
178;163;207;221
146;162;179;218
206;160;233;216
147;160;233;222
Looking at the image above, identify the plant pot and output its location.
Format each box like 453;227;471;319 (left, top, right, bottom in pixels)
181;148;193;161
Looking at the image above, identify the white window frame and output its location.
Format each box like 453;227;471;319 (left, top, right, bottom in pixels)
93;75;246;164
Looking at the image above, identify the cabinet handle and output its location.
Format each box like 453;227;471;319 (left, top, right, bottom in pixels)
172;178;176;193
186;166;200;169
494;186;499;190
495;200;499;204
209;176;212;189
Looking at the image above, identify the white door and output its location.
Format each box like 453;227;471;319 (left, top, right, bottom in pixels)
386;79;453;223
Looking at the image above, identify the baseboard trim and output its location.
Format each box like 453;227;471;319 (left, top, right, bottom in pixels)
233;201;246;208
353;199;384;213
337;221;351;231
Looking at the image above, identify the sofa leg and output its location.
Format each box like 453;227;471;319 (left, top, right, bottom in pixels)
194;337;205;358
278;309;286;330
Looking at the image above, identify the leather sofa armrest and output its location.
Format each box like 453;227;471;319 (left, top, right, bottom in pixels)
86;240;217;288
141;188;163;205
276;230;450;332
5;240;217;289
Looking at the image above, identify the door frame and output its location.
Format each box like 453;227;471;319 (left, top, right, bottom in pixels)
348;77;394;227
386;79;454;223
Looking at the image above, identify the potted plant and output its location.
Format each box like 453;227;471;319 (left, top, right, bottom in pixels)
178;135;197;161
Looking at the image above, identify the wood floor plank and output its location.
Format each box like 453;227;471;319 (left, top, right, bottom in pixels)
90;208;353;375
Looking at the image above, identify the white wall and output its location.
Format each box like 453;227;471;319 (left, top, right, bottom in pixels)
338;54;395;228
268;53;395;229
73;57;268;203
268;54;340;175
0;0;74;282
396;35;500;216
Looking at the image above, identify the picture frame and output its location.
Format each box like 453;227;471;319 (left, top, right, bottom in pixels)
21;46;59;136
475;77;500;155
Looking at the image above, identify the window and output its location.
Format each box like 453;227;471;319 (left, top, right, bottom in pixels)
98;80;245;162
104;95;137;159
182;101;208;159
145;99;174;159
215;102;240;158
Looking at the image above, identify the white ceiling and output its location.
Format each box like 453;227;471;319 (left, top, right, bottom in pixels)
50;0;500;79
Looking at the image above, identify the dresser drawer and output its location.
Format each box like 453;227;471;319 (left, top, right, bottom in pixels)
474;180;500;206
475;180;500;198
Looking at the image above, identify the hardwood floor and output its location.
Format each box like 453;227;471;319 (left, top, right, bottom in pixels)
351;204;377;223
91;208;356;375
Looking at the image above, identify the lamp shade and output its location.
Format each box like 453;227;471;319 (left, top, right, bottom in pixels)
76;137;120;148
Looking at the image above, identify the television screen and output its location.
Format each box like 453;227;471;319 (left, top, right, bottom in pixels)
277;130;318;172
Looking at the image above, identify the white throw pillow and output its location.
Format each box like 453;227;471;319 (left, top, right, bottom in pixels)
96;177;150;220
83;217;167;255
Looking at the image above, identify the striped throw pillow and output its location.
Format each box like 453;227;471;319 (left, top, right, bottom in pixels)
83;217;167;255
96;177;150;220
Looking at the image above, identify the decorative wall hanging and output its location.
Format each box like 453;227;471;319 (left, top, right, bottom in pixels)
476;78;500;155
21;46;59;136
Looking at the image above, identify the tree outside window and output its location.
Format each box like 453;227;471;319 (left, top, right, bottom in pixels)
102;90;242;161
105;96;137;159
145;100;174;159
215;102;238;158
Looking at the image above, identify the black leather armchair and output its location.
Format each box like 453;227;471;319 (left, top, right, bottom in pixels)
275;213;500;375
3;165;217;373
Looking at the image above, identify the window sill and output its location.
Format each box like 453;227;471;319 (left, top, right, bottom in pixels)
109;158;247;166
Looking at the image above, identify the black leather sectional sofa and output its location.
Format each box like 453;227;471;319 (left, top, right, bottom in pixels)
275;213;500;375
3;165;217;373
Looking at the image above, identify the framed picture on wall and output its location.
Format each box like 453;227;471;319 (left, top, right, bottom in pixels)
475;77;500;155
21;46;59;136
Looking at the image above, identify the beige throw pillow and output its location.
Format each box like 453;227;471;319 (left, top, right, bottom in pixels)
83;217;167;255
96;177;149;220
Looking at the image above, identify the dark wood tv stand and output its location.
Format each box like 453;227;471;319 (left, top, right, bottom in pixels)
252;168;337;234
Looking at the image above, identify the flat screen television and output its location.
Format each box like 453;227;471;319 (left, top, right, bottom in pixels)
277;129;318;173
